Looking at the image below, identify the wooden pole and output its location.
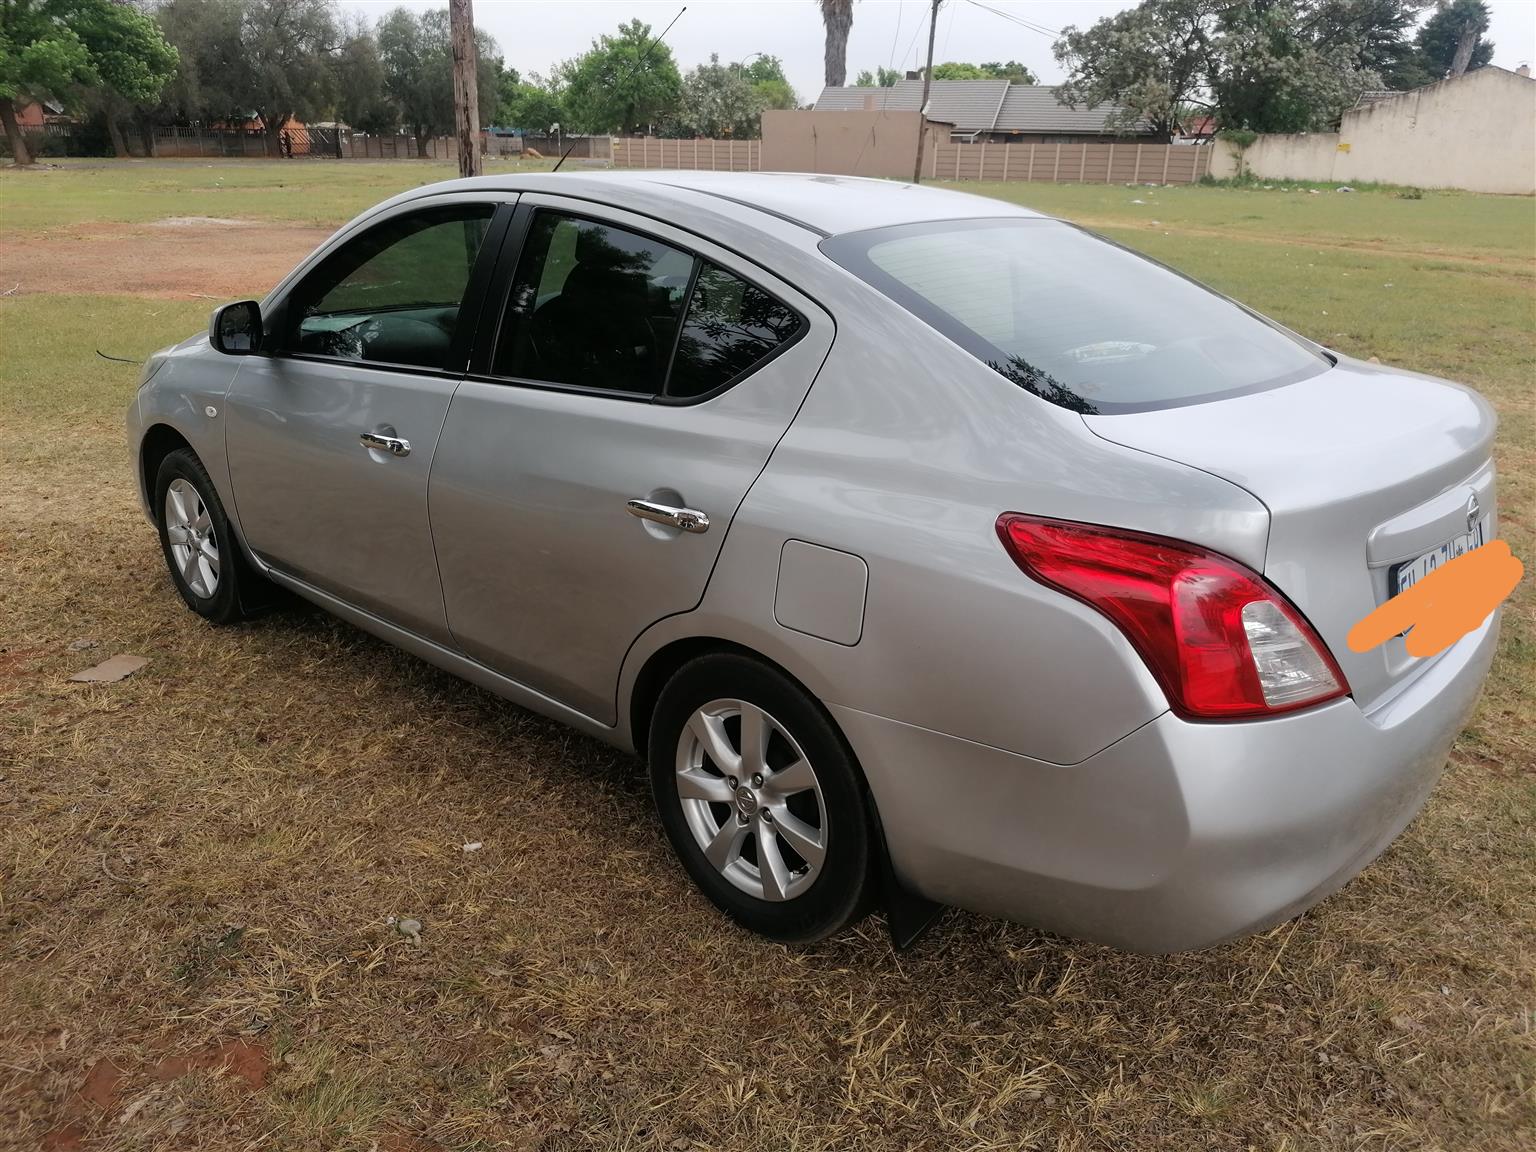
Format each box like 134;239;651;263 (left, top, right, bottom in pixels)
449;0;482;178
911;0;941;183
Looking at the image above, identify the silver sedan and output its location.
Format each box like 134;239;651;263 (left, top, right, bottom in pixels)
127;172;1500;952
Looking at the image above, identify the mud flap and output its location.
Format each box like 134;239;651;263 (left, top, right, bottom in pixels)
869;804;945;950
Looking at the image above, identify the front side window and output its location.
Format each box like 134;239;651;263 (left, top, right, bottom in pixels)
821;218;1327;414
494;211;693;395
286;204;494;370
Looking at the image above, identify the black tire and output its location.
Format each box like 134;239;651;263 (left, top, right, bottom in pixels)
648;653;874;943
153;448;258;625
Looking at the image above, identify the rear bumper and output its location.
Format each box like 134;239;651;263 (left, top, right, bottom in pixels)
835;611;1499;953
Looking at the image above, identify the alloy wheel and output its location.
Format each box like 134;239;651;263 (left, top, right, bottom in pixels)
675;698;828;902
164;478;220;598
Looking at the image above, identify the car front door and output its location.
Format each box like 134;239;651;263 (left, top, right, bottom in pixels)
225;194;513;643
429;197;835;723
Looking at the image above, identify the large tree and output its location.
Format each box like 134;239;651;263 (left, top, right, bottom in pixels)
742;54;798;111
237;0;341;154
76;0;180;157
376;6;501;154
1054;0;1224;139
1055;0;1430;138
333;16;395;134
819;0;854;88
1414;0;1493;80
675;53;763;137
498;74;564;134
1;0;176;164
555;19;681;134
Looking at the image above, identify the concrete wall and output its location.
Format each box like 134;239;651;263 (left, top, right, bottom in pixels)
760;110;948;179
1211;66;1536;194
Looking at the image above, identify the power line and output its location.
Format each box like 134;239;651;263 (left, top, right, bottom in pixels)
961;0;1059;40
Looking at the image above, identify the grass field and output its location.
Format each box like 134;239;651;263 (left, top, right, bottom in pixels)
2;159;1533;1152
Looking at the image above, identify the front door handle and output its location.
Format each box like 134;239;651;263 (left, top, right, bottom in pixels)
360;431;411;457
626;498;710;534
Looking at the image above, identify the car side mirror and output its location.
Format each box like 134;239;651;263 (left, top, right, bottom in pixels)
210;300;263;355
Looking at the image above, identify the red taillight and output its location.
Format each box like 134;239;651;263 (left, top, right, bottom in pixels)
996;514;1349;721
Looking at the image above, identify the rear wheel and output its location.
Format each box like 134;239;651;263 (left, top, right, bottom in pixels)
154;449;258;625
648;654;873;942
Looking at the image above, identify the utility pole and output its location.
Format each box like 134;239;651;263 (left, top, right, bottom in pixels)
449;0;482;178
912;0;941;184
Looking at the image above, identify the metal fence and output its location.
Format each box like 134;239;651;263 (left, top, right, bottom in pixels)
610;136;761;171
928;140;1213;184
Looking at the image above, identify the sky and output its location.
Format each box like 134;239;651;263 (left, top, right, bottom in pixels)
338;0;1536;107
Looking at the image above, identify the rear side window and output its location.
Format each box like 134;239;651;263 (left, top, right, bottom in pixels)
495;212;692;395
491;209;803;400
668;263;804;399
821;218;1327;414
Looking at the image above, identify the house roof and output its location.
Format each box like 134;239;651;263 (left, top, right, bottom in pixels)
814;79;1148;135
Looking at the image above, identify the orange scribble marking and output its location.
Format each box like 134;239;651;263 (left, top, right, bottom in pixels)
1348;539;1523;658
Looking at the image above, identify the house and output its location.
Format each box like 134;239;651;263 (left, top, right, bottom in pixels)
1178;115;1217;143
814;79;1155;142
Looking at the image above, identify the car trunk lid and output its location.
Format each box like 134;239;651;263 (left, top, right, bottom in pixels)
1082;357;1498;711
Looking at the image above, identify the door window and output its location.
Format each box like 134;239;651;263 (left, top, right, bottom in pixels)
667;263;804;399
285;204;495;370
494;212;692;395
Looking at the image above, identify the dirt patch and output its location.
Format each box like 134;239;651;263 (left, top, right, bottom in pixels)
0;220;330;299
75;1058;125;1111
152;1038;270;1091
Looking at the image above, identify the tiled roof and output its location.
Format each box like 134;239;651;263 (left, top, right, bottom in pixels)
814;79;1145;135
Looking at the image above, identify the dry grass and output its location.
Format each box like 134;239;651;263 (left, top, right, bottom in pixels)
2;165;1533;1152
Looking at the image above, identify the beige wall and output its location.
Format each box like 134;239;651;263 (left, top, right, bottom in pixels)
1211;67;1536;194
760;110;947;179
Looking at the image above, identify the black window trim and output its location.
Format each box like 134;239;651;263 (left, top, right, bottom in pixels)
468;202;809;407
264;199;514;378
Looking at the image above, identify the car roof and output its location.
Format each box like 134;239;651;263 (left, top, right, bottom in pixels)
415;170;1045;238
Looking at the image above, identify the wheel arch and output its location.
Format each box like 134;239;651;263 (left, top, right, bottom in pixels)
138;422;195;510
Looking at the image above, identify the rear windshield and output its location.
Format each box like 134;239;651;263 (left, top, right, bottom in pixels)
820;218;1327;414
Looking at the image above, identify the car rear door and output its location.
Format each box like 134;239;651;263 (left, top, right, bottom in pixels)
429;195;834;723
225;193;515;643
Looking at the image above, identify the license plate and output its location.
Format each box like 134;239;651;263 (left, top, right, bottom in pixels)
1392;516;1489;596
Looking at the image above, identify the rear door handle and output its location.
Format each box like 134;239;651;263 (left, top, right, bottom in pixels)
360;431;411;457
626;498;710;534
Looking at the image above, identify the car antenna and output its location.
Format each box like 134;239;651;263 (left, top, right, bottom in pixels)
551;6;687;174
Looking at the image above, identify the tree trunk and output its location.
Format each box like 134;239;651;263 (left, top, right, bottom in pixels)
138;113;157;158
1449;25;1479;78
821;0;854;88
449;0;483;178
107;116;130;159
0;97;31;166
415;126;429;159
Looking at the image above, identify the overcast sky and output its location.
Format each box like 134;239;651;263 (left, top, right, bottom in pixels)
339;0;1536;107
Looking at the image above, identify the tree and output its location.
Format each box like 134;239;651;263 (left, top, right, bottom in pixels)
819;0;855;87
675;53;762;137
978;60;1039;84
2;0;179;164
376;6;501;155
499;76;564;133
742;54;797;111
1054;0;1223;140
1415;0;1493;80
930;60;1038;83
153;0;252;125
853;65;901;87
1211;1;1385;134
333;18;395;134
1055;0;1422;138
555;19;681;134
237;0;341;155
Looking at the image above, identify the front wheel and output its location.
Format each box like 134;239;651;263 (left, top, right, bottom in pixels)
153;448;258;625
648;654;874;943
